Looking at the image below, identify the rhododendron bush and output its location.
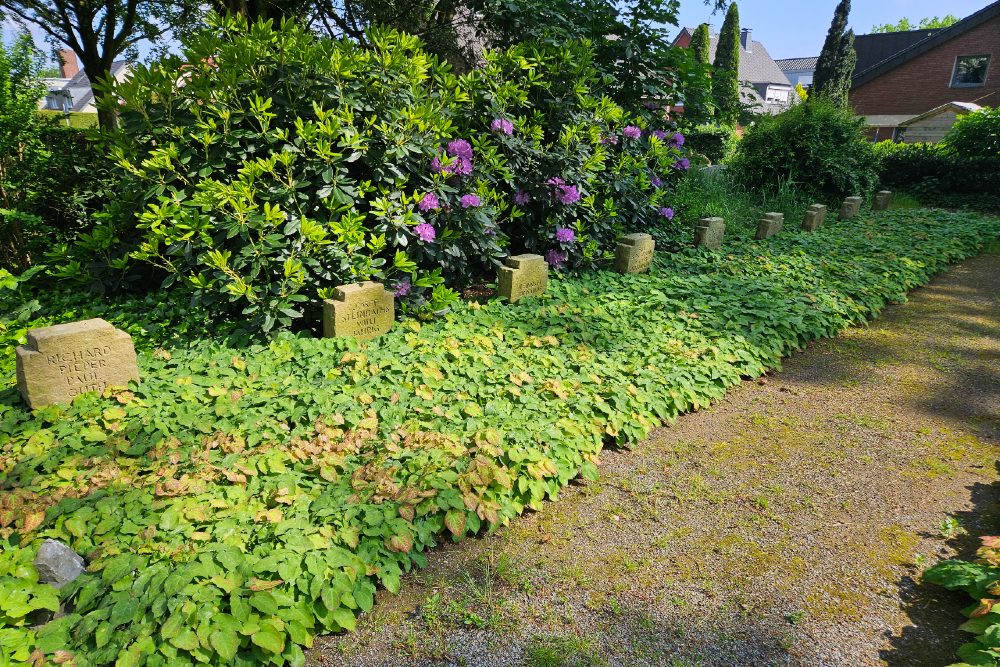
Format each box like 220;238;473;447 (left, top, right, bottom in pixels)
51;14;689;333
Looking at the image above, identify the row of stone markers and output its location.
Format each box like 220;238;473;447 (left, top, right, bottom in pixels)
16;190;897;408
18;191;896;408
694;190;894;250
15;233;660;409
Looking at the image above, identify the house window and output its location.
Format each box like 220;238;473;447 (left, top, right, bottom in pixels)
950;55;990;87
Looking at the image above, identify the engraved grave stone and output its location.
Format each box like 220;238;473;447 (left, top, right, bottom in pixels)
16;318;140;409
322;281;394;340
873;191;893;211
694;217;725;250
802;204;827;232
614;233;656;274
755;212;784;240
498;254;548;303
840;196;863;219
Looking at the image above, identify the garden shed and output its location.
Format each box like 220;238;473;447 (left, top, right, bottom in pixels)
897;101;983;143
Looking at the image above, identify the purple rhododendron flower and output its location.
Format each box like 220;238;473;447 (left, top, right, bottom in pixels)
659;207;675;220
556;184;580;204
514;189;531;205
546;176;565;187
651;130;667;141
555;227;576;243
430;155;445;173
545;249;567;268
418;192;440;212
414;222;436;242
393;278;411;297
623;125;642;140
460;194;482;208
448;139;473;161
673;158;691;171
651;175;663;188
484;224;497;237
600;134;619;145
669;132;685;148
490;118;514;135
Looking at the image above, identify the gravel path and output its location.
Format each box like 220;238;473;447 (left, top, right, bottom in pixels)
308;251;1000;667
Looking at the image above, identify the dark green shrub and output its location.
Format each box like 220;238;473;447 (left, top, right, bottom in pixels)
942;107;1000;159
729;99;878;201
873;141;1000;205
682;123;737;164
54;15;686;333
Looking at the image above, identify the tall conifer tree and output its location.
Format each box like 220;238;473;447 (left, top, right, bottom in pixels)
712;2;740;123
690;23;711;65
812;0;854;105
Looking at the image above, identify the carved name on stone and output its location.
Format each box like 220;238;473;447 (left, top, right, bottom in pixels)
755;212;784;240
840;196;863;219
873;190;893;211
16;318;140;409
694;217;725;250
323;281;394;340
614;233;656;274
802;204;827;232
498;254;548;303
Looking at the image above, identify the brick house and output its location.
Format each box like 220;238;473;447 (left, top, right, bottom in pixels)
849;0;1000;141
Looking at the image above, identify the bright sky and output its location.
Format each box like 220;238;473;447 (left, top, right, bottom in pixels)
672;0;996;59
3;0;997;65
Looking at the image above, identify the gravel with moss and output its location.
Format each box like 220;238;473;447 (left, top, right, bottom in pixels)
309;249;1000;667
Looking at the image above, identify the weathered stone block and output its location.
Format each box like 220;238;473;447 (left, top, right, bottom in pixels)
840;196;863;219
802;204;827;232
498;254;548;303
34;539;85;589
873;190;893;211
323;281;394;340
755;212;784;240
694;217;725;250
614;233;656;274
16;318;140;409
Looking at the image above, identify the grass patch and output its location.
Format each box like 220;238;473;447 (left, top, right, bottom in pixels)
524;634;606;667
1;209;999;665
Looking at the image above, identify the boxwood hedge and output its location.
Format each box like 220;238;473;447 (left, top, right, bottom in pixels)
1;209;999;666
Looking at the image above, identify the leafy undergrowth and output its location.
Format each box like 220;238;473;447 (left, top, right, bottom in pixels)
924;537;1000;666
1;209;998;666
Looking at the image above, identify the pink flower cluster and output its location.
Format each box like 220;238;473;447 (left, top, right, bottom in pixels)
555;227;576;243
418;192;440;212
460;194;482;208
545;249;567;268
623;125;642;140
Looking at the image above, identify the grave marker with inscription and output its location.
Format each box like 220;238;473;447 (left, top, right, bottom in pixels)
840;196;863;219
614;233;655;274
16;318;140;409
323;281;394;340
802;204;827;232
873;190;893;211
498;254;548;303
694;217;725;250
755;212;784;240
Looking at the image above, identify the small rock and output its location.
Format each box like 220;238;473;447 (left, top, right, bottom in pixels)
34;539;85;589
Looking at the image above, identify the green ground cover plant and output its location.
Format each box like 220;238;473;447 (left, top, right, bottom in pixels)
925;536;1000;666
1;209;998;666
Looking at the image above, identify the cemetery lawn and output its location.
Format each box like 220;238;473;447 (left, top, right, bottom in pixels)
1;210;999;666
311;248;1000;667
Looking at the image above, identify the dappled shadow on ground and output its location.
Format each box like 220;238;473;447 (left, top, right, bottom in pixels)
311;251;1000;667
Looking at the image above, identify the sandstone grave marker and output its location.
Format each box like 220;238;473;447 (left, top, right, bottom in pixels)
322;281;394;340
840;196;863;219
694;217;725;250
16;318;140;409
873;190;893;211
802;204;827;232
755;212;784;240
498;254;548;302
614;233;656;274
